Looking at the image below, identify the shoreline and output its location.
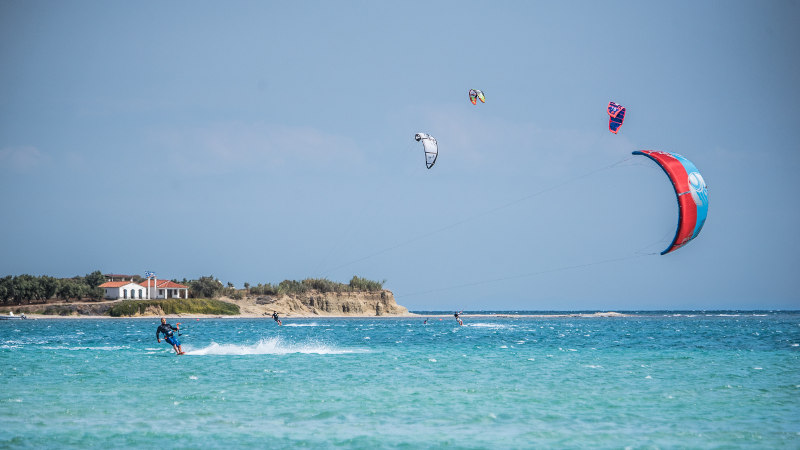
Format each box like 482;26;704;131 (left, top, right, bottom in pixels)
4;311;631;320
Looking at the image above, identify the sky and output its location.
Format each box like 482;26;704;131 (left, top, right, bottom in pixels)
1;0;798;311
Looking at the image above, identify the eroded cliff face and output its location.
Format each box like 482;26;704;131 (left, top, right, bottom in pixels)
236;290;410;316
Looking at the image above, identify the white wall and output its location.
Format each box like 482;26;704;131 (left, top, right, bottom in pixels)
104;282;146;300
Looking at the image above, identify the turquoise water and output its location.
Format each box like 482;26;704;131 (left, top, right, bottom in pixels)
1;312;799;448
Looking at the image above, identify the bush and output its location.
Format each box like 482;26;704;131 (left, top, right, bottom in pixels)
188;276;224;298
253;276;385;295
349;276;385;292
108;298;240;317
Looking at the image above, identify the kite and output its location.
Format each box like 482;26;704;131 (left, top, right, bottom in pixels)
469;89;486;105
633;150;708;255
414;133;438;169
607;101;626;134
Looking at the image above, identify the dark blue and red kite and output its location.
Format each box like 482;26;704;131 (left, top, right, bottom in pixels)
633;150;708;255
607;102;626;134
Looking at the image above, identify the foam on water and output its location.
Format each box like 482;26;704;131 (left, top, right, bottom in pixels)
41;345;129;351
184;337;361;355
467;323;510;329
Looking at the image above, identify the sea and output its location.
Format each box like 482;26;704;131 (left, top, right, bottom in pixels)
1;311;798;448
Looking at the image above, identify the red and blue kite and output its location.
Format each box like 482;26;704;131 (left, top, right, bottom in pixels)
607;102;626;134
633;150;708;255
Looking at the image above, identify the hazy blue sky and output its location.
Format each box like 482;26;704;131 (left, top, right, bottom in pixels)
1;1;798;310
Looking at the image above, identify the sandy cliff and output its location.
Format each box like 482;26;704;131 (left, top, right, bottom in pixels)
228;289;410;317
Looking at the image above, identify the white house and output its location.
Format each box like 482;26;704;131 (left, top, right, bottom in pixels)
99;279;189;300
99;281;148;300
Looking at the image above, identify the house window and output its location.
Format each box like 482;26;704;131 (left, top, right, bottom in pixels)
123;289;128;299
138;289;143;299
159;289;164;297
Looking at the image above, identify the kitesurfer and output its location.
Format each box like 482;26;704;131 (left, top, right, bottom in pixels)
454;311;463;326
156;317;184;355
272;311;282;326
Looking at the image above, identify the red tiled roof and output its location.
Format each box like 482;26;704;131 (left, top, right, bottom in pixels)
99;281;138;288
138;280;188;289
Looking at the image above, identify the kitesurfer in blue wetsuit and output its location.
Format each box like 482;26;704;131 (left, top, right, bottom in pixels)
156;317;184;355
272;311;282;326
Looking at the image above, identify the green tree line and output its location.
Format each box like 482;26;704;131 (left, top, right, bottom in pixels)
180;275;384;299
1;272;386;305
247;276;385;296
0;271;105;305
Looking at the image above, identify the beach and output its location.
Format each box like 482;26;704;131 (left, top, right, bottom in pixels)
4;311;628;320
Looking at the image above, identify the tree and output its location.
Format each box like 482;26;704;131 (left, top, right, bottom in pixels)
11;275;38;304
0;276;10;304
87;286;104;301
84;271;106;289
40;276;59;300
57;279;85;301
189;276;223;298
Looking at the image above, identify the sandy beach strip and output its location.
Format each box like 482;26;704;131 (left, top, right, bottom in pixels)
6;311;630;320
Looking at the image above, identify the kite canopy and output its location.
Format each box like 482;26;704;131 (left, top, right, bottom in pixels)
415;133;438;169
633;150;708;255
469;89;485;105
607;102;625;134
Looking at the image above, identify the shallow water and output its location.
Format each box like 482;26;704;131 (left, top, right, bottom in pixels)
1;312;799;448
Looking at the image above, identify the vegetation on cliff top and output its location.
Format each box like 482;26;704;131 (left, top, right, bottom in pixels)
249;276;385;296
189;275;386;299
109;298;240;317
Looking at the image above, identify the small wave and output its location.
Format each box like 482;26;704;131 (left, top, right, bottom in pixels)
283;323;319;327
42;346;129;351
184;337;361;356
467;323;508;329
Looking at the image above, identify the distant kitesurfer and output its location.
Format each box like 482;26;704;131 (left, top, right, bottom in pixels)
156;317;184;355
454;311;463;326
272;311;282;326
